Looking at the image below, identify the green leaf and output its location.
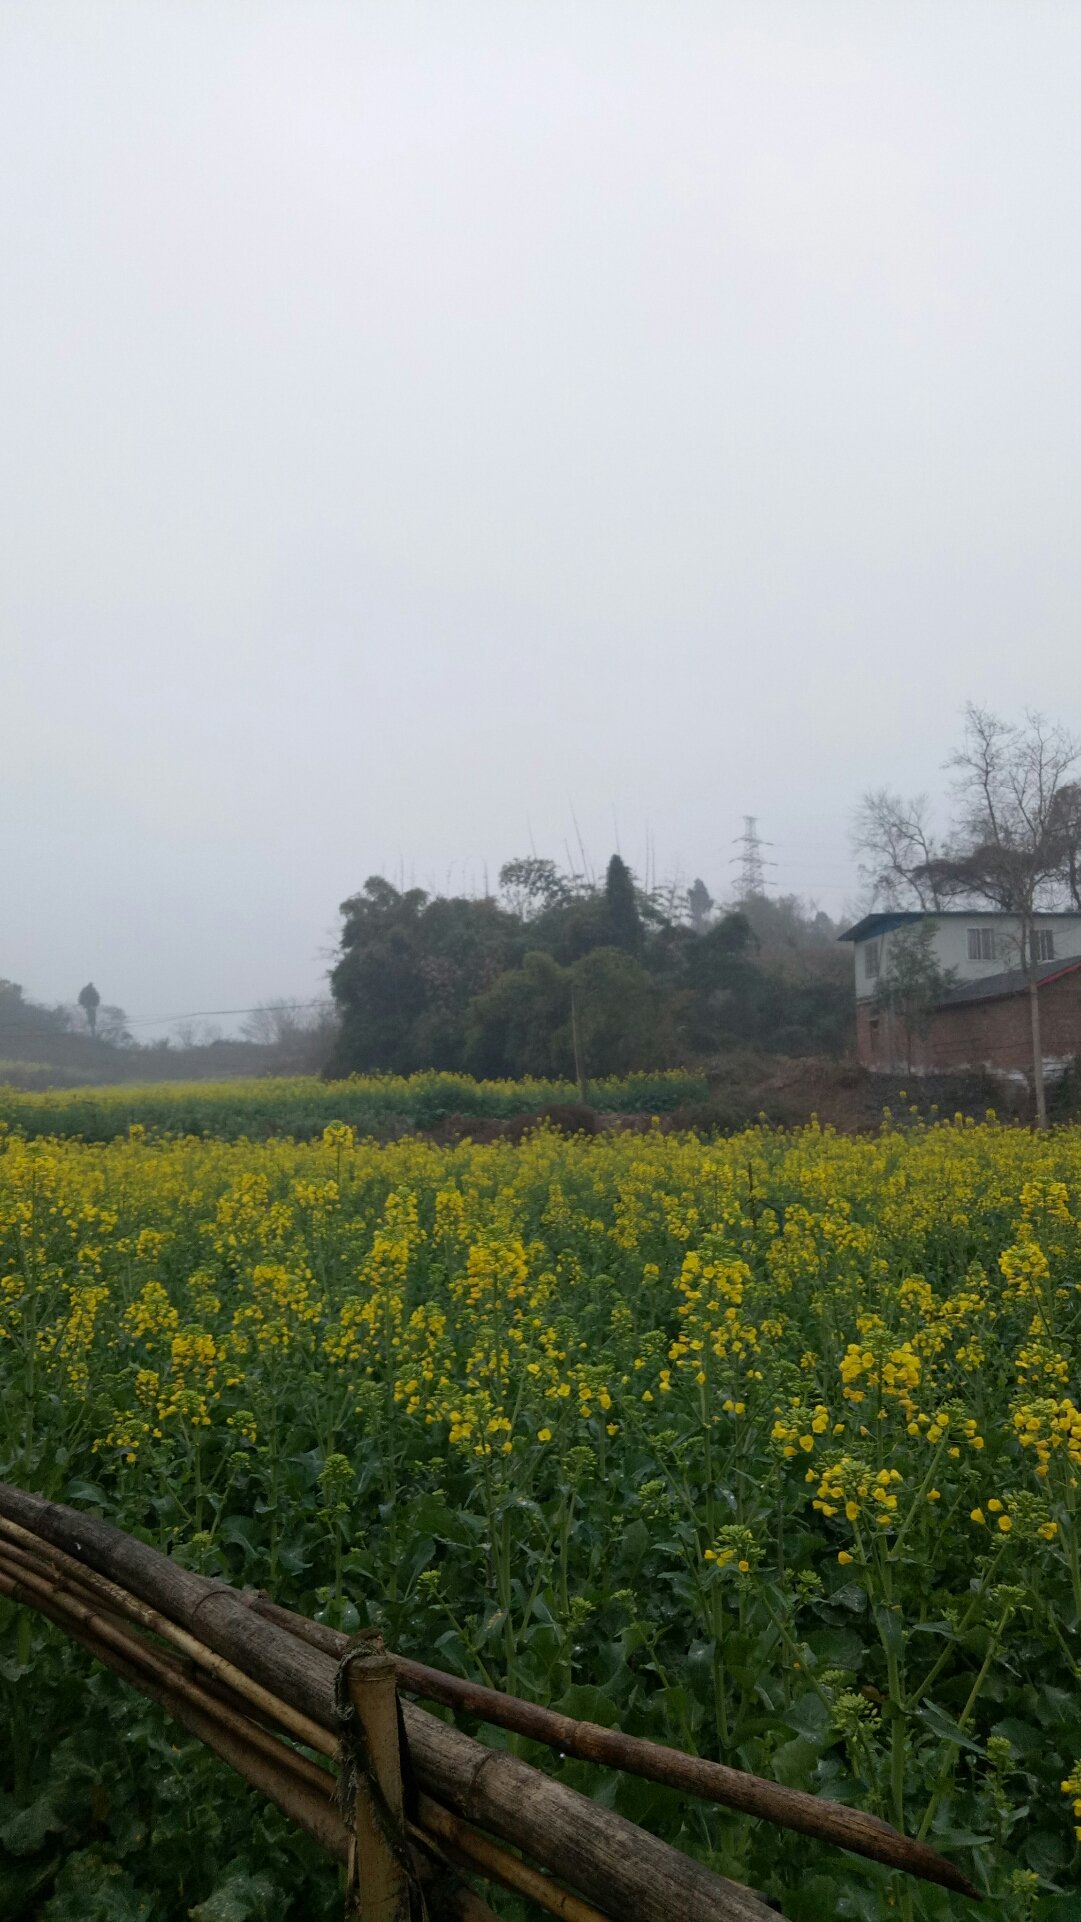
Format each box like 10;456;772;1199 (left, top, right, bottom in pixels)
988;1716;1043;1757
770;1735;819;1788
872;1602;905;1662
805;1628;863;1670
189;1870;279;1922
41;1852;151;1922
782;1692;831;1741
1021;1827;1070;1879
60;1480;108;1510
1;1792;68;1857
406;1496;483;1547
827;1583;867;1614
217;1516;259;1557
916;1699;985;1757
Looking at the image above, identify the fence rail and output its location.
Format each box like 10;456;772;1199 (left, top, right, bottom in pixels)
0;1483;978;1919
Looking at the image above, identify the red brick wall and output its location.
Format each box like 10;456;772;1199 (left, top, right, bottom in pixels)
856;970;1081;1075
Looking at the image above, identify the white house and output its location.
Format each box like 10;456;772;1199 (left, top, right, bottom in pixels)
839;910;1081;1074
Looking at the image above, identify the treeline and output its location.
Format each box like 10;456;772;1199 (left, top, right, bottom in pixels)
328;857;850;1080
0;980;334;1090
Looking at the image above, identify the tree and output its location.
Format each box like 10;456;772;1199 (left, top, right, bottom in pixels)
686;879;714;932
498;858;571;919
241;999;339;1070
77;982;101;1037
872;922;957;1072
569;946;669;1076
328;878;521;1075
467;951;572;1079
853;793;945;909
1047;781;1081;909
604;854;643;954
855;707;1081;1126
97;1005;132;1047
935;707;1081;1127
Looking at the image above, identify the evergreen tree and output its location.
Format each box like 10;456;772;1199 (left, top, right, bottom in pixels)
604;854;642;953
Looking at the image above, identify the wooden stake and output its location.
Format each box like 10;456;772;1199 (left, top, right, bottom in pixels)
345;1640;412;1922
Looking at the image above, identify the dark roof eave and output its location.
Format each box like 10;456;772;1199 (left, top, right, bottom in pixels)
934;955;1081;1009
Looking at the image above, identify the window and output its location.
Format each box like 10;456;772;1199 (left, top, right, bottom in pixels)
863;940;880;979
1034;929;1055;963
967;928;996;962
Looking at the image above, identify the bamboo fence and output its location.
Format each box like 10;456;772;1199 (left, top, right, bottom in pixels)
0;1483;979;1920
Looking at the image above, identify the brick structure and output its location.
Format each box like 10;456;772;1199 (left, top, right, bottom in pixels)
856;958;1081;1078
841;911;1081;1078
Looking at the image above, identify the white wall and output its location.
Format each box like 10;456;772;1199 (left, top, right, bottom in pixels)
853;914;1081;1002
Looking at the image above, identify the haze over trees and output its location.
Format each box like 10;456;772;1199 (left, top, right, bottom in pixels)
327;857;850;1080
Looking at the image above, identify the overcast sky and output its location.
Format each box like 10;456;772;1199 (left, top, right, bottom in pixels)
4;3;1081;1030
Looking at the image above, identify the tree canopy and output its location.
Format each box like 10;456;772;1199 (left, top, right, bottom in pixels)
327;861;850;1079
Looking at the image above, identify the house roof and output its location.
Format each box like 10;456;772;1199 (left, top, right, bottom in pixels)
838;912;925;943
936;955;1081;1008
839;909;1081;943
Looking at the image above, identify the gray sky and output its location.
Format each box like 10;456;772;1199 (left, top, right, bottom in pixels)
4;2;1081;1029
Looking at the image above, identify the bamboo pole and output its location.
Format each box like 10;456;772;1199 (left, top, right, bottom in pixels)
0;1524;335;1756
344;1640;412;1922
0;1485;778;1922
416;1794;614;1922
0;1529;605;1922
0;1560;349;1862
0;1559;502;1922
252;1592;979;1900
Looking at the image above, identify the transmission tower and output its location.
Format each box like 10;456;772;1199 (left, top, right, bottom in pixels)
731;817;774;898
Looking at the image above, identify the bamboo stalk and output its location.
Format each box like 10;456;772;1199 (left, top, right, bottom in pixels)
252;1592;979;1900
0;1561;350;1862
345;1641;411;1922
0;1523;309;1752
0;1560;503;1922
0;1523;335;1757
0;1484;778;1922
0;1531;605;1922
416;1794;615;1922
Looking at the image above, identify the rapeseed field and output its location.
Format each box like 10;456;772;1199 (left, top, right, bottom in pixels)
1;1109;1079;1919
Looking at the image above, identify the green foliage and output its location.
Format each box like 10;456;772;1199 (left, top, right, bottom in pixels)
328;860;851;1078
604;854;643;955
873;923;958;1070
0;1069;708;1143
2;1118;1081;1916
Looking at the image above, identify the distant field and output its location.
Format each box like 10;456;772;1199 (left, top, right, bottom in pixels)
0;1068;708;1142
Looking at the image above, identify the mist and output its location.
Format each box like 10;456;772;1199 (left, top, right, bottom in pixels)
4;2;1081;1027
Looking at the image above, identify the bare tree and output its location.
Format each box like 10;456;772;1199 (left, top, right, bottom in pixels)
929;707;1081;1127
852;792;945;909
97;1004;132;1047
172;1019;222;1049
497;858;572;919
242;998;339;1071
872;921;957;1073
859;708;1081;1127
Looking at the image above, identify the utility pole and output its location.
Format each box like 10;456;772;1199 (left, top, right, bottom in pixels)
730;818;774;899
